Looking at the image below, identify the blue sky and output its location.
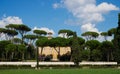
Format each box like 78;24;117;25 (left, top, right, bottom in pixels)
0;0;120;37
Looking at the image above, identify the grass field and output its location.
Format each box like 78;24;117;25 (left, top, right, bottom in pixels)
0;69;120;74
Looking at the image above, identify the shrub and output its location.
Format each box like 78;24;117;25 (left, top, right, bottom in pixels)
44;54;53;61
59;52;71;61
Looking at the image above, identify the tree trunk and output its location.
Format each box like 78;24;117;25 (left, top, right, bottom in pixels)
11;52;14;61
40;47;43;61
6;52;8;61
58;47;60;59
89;49;92;61
54;47;60;60
40;47;43;55
70;49;73;61
22;34;24;44
110;51;114;61
107;53;110;62
22;53;24;61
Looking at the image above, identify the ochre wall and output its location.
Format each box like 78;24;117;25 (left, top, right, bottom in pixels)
39;46;71;60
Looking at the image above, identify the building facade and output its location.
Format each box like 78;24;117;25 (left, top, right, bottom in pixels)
39;46;71;61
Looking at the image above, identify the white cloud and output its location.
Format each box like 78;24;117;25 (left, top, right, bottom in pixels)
81;23;99;33
54;0;119;32
97;2;119;13
0;16;23;28
96;35;113;42
53;3;60;9
33;27;55;35
52;0;64;9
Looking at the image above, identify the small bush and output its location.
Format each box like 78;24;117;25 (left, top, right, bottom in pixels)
44;54;53;61
59;52;71;61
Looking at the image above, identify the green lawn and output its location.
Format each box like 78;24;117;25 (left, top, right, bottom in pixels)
0;69;120;74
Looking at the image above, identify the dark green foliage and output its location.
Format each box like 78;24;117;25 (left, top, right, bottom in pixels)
6;30;18;36
5;44;27;61
44;55;53;61
53;37;69;47
100;32;108;41
0;28;7;33
86;40;100;50
118;13;120;26
0;40;27;61
68;37;85;46
91;49;102;61
5;24;17;29
24;35;37;40
81;31;99;40
36;37;48;61
99;41;114;61
5;44;17;60
36;37;48;47
17;44;26;60
6;24;31;31
78;37;85;45
0;40;11;49
59;52;71;61
81;49;90;61
108;28;116;36
6;24;31;44
24;34;37;44
71;32;82;66
113;13;120;63
12;38;22;44
33;30;47;36
58;29;74;38
0;28;18;41
0;40;11;60
26;45;35;60
48;38;60;47
101;32;108;36
85;40;100;61
6;24;31;33
5;44;17;52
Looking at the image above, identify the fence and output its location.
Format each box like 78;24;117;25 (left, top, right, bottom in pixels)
0;62;117;67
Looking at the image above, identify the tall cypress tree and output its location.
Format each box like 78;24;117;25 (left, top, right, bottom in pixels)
71;32;82;66
113;13;120;63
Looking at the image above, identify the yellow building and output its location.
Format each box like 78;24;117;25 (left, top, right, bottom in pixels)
39;46;71;61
